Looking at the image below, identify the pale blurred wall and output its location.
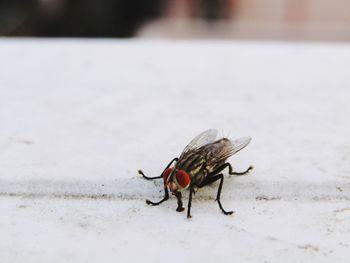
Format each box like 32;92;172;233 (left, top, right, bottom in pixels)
138;0;350;40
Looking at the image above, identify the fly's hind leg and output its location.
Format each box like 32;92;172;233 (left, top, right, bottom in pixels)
231;165;253;176
139;157;178;180
211;162;253;176
198;174;234;215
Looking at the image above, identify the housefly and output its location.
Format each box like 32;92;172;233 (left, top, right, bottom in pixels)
138;129;253;218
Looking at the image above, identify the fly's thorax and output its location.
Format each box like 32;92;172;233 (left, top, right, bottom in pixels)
219;138;232;148
175;150;212;187
177;152;207;175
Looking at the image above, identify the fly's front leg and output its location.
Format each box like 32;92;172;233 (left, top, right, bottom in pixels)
187;185;194;218
211;162;253;176
146;187;169;206
174;191;185;212
139;157;178;180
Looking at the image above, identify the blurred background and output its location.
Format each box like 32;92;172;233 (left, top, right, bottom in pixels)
1;0;350;40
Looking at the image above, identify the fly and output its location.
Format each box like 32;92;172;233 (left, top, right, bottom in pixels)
138;129;253;218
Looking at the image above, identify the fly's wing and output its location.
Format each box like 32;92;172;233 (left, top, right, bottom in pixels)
230;136;252;156
179;129;218;159
206;136;252;170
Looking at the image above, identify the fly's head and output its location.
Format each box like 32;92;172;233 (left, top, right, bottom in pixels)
162;167;190;192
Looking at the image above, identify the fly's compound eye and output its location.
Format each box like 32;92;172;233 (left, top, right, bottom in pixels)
162;168;173;185
175;170;190;188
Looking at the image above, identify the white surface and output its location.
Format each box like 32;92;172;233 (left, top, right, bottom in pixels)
1;197;350;263
1;39;350;262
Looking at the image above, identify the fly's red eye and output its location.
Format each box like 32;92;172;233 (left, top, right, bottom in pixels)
162;168;173;184
175;170;190;188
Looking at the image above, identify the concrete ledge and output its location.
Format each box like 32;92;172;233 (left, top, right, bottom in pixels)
1;39;350;263
1;177;350;201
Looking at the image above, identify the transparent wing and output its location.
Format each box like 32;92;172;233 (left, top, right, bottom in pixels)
180;129;218;157
203;136;252;169
229;136;252;155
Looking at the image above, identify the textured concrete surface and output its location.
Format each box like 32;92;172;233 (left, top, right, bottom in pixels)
1;39;350;262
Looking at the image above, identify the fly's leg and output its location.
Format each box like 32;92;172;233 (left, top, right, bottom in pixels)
211;162;253;176
143;157;178;207
187;185;194;218
139;157;178;180
214;174;234;215
174;191;185;212
231;165;254;176
138;170;161;180
198;174;234;215
146;187;169;206
196;162;252;215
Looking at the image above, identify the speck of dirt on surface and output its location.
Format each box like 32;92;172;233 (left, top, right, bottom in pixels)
297;244;319;252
